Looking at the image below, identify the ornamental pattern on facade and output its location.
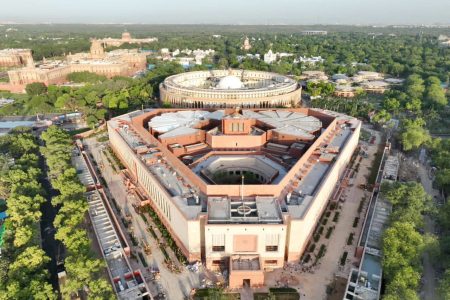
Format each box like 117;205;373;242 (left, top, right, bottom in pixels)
160;69;302;108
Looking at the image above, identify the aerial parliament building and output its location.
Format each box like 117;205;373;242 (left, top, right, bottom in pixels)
159;69;302;108
108;106;360;288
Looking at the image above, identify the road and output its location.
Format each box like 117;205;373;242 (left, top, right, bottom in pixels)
417;162;439;300
84;136;207;300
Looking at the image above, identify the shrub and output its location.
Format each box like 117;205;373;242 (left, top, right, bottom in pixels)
309;243;316;252
358;198;365;213
138;252;148;267
325;227;334;239
333;211;340;222
317;244;327;259
313;234;320;242
318;226;324;235
325;211;331;218
330;202;337;210
130;234;138;246
160;245;170;260
340;251;348;266
347;233;354;245
322;218;328;225
141;214;148;224
147;226;158;239
303;253;311;263
353;217;359;228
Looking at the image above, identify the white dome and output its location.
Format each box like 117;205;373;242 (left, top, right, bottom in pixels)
216;76;244;89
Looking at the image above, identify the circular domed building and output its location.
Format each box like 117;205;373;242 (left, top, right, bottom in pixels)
159;69;302;108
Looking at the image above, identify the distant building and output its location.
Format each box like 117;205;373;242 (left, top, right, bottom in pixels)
334;85;357;98
332;74;350;84
242;36;252;51
353;71;384;82
264;50;277;64
360;81;389;94
2;39;147;93
0;49;33;67
299;56;324;65
99;31;157;47
301;30;327;36
300;71;329;81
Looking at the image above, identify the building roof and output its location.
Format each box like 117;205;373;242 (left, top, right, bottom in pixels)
216;75;244;89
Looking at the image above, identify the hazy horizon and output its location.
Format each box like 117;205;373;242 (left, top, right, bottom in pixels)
1;0;449;25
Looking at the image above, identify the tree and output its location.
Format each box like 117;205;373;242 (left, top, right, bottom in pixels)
382;222;424;281
400;119;431;151
372;109;391;125
25;82;47;96
383;98;401;114
401;126;430;151
425;81;447;108
405;74;425;99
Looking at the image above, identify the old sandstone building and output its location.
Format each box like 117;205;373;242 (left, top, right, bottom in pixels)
1;39;147;93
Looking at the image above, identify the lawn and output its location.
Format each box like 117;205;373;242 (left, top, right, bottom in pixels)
193;288;240;300
254;288;300;300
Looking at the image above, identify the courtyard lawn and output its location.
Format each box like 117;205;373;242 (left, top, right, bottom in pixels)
254;288;300;300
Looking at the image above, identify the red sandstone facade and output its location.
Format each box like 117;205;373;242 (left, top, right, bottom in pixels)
0;40;147;93
108;108;361;288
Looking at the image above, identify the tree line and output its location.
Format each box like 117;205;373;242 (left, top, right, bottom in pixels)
41;126;113;299
381;181;434;300
0;128;55;299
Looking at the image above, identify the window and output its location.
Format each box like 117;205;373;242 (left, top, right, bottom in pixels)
265;260;278;266
212;234;225;252
212;260;224;266
212;246;225;252
265;234;279;252
266;245;278;252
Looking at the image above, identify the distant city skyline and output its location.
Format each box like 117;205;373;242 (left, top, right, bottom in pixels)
0;0;449;25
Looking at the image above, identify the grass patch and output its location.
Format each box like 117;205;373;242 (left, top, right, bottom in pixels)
254;288;300;300
194;288;241;300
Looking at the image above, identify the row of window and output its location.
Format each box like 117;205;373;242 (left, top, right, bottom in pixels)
211;259;278;266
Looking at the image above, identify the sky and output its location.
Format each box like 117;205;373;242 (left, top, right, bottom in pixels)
0;0;449;25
